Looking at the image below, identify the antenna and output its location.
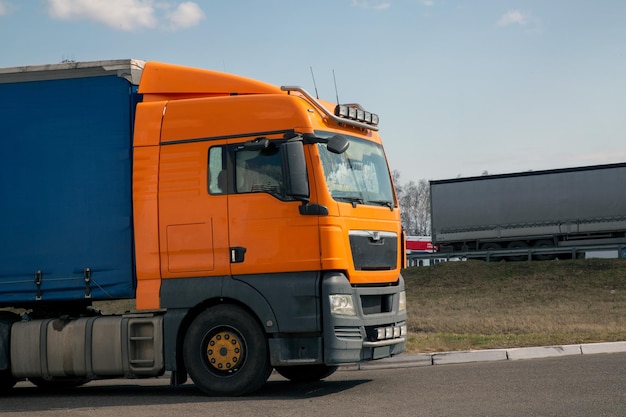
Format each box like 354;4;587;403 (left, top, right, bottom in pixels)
309;66;319;99
332;69;339;104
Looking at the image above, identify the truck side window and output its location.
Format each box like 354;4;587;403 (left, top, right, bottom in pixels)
234;142;288;199
208;146;227;194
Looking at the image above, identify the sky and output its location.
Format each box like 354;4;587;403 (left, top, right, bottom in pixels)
1;0;625;183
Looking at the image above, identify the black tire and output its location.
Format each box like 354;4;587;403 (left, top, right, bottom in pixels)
533;239;557;261
0;312;19;394
0;370;16;393
507;241;529;262
29;377;89;390
183;304;271;396
481;242;502;262
274;364;338;382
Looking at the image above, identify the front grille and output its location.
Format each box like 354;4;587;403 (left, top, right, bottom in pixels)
334;326;362;340
349;230;397;271
361;294;393;315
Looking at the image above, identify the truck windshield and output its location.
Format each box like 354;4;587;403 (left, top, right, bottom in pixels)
317;133;395;208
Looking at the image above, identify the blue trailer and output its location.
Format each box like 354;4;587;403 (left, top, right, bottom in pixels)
0;60;144;306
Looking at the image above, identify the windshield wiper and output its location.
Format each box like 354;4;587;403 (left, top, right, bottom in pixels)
335;196;365;207
369;200;394;209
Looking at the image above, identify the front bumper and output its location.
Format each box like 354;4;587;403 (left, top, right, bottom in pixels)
322;272;407;364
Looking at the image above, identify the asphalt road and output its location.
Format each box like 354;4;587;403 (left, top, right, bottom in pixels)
2;353;625;417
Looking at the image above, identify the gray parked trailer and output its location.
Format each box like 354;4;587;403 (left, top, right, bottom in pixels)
429;163;626;260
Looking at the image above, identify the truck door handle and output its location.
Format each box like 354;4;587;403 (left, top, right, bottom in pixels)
230;247;246;263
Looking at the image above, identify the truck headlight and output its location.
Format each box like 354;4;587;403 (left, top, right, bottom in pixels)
399;291;406;312
329;294;356;316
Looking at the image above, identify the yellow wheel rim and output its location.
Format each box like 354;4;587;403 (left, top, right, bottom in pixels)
206;330;243;371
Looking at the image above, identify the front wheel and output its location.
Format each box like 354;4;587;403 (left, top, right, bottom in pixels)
183;304;272;396
274;364;338;382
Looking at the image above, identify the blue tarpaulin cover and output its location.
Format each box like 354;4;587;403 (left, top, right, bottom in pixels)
0;74;137;304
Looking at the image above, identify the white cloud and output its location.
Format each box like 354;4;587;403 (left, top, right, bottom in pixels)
166;1;205;30
351;0;391;11
46;0;204;31
47;0;156;30
419;0;435;6
497;10;530;27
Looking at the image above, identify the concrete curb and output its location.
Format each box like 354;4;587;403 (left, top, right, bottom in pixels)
343;341;626;371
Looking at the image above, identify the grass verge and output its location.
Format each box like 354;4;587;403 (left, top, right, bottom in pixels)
403;258;626;353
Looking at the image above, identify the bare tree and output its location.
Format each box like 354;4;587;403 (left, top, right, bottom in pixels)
392;169;403;197
414;178;431;235
393;171;431;236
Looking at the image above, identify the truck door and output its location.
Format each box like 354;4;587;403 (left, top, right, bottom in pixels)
158;142;231;278
157;137;321;278
226;138;321;276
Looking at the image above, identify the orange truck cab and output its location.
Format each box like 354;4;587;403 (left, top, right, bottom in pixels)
0;60;406;396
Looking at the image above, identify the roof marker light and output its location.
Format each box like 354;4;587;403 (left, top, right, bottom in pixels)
334;104;379;126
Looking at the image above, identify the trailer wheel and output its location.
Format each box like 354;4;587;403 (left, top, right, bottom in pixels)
507;241;529;262
0;312;19;394
0;370;16;393
481;243;502;262
274;364;338;382
183;304;272;396
533;239;557;261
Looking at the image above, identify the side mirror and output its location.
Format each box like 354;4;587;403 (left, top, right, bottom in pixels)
281;140;309;200
327;135;349;154
299;133;349;154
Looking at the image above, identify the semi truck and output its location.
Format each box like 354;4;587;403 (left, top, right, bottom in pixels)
0;59;407;396
430;163;626;261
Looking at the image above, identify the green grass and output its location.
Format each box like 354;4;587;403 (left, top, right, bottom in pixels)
403;258;626;353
